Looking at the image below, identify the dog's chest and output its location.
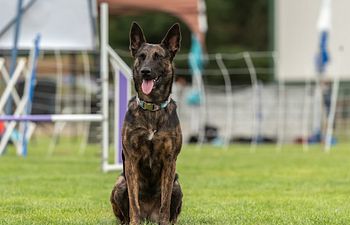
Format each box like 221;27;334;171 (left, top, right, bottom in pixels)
138;131;167;179
139;128;175;166
147;129;157;141
123;101;181;162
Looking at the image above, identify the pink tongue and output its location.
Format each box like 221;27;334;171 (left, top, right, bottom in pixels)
141;80;154;95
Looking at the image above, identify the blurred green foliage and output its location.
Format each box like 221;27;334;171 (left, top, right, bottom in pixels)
109;0;272;84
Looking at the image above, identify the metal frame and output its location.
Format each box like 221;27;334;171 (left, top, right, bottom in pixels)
0;3;132;172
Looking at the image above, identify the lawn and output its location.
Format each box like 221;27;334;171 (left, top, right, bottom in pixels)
1;140;350;225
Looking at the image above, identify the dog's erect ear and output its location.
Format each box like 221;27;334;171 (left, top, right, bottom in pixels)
161;23;181;59
130;22;146;57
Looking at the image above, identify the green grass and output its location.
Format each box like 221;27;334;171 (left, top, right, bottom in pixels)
1;140;350;224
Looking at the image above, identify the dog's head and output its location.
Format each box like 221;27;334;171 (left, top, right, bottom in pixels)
129;22;181;104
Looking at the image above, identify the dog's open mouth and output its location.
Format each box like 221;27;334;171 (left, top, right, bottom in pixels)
141;77;160;95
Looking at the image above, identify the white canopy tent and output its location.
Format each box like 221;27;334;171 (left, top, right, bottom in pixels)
0;0;97;51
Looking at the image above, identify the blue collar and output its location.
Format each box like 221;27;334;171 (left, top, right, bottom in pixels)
136;95;171;111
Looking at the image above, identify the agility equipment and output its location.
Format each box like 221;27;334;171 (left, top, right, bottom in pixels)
0;3;132;172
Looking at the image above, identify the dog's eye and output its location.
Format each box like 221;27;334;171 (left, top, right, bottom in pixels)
153;52;162;60
138;53;146;61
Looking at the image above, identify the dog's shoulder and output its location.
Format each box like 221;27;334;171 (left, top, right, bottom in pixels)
166;99;178;114
127;96;138;111
123;97;139;125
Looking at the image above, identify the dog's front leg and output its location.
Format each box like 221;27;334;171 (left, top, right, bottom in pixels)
125;159;140;225
159;160;176;225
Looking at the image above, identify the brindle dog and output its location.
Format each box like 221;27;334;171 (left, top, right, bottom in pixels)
110;22;183;225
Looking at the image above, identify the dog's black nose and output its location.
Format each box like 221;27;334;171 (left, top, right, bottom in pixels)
141;67;151;77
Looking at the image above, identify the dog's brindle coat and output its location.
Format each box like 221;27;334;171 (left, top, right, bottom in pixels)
110;23;183;225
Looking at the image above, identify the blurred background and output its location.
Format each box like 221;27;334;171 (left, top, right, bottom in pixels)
0;0;349;155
